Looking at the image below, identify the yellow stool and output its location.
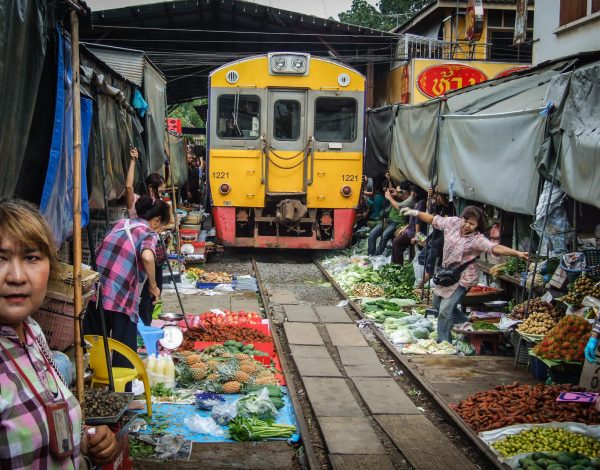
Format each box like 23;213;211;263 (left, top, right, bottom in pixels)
84;335;152;417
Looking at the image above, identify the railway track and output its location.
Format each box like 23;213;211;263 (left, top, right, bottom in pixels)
245;251;506;470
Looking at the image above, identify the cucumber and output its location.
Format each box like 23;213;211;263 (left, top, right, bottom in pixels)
223;340;237;347
234;341;244;349
243;343;255;350
270;397;285;409
382;311;409;318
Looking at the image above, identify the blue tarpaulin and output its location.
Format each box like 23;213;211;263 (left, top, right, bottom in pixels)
40;27;92;246
135;391;297;443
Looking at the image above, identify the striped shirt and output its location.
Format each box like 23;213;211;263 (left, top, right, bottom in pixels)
432;216;497;298
96;218;158;322
0;319;81;469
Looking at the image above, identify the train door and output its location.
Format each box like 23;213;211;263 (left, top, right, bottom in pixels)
266;90;308;194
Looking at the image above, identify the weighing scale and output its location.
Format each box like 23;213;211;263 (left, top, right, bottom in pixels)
158;312;185;349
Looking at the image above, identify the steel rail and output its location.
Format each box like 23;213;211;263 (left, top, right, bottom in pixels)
312;258;510;470
251;256;319;470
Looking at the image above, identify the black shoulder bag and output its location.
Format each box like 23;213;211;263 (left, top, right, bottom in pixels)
433;257;477;287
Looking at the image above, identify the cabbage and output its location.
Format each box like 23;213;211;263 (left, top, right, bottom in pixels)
412;327;430;339
387;298;417;307
397;315;421;325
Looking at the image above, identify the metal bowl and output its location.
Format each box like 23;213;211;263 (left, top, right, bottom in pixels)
158;312;185;322
484;300;508;308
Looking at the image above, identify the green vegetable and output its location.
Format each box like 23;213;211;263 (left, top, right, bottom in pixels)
471;321;499;331
228;416;296;441
243;384;284;397
270;397;285;409
129;437;154;459
150;383;179;398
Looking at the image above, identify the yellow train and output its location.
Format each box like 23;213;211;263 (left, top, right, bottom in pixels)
208;53;365;249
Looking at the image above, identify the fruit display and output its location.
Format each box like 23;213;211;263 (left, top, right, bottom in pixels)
492;428;600;459
510;299;563;321
177;345;280;393
453;383;600;433
84;388;131;418
533;315;592;362
185;267;205;282
200;310;262;326
179;324;273;350
563;276;600;306
198;271;233;284
517;312;560;336
352;282;384;297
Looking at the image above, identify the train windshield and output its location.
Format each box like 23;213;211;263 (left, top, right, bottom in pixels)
314;97;357;142
216;94;260;139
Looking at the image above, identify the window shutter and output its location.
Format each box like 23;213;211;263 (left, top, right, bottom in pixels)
559;0;587;25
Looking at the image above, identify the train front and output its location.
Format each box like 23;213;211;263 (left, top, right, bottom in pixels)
208;53;365;249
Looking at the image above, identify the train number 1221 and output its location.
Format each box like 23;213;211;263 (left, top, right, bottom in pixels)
341;174;358;182
212;171;229;179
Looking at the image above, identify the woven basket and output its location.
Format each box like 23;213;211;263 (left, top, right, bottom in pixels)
560;249;600;283
46;263;99;298
32;290;93;351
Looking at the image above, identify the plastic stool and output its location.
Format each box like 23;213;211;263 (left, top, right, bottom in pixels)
137;320;164;356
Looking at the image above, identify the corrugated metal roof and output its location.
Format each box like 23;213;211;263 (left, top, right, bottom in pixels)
85;44;145;87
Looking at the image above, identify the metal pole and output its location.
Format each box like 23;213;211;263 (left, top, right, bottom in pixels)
85;226;115;391
70;9;85;406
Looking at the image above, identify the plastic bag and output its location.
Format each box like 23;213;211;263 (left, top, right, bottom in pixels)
183;415;225;436
211;400;239;426
237;388;278;420
195;391;225;410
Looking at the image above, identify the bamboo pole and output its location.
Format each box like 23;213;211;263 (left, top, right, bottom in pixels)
70;9;85;407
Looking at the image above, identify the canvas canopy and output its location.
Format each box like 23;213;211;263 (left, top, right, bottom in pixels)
364;53;600;214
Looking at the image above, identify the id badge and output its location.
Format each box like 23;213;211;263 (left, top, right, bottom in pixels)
45;400;74;459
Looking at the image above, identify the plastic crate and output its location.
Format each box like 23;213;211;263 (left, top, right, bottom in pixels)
529;355;549;380
548;362;583;385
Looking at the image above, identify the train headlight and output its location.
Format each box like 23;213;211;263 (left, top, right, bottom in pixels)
268;53;310;75
341;186;352;197
219;183;231;195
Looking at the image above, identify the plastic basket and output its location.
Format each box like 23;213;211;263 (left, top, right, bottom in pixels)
560;249;600;282
47;263;99;298
32;291;93;351
548;362;583;385
511;330;535;366
529;355;549;380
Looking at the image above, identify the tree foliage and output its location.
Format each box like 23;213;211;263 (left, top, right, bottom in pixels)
168;98;206;128
338;0;431;31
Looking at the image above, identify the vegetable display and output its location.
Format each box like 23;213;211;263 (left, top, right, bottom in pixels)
492;428;600;459
453;383;600;433
490;258;526;277
514;452;600;470
352;282;384;298
180;325;273;349
517;312;560;336
378;264;417;300
532;315;591;362
200;310;262;326
467;285;501;296
228;416;296;441
185;267;205;282
471;321;499;331
198;271;233;283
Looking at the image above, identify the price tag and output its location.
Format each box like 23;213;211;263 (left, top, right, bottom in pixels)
541;291;553;303
556;391;599;403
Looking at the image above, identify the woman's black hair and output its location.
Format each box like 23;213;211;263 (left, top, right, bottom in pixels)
461;205;487;233
145;173;165;199
135;196;170;225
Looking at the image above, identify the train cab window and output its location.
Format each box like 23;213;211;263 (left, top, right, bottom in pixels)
217;95;260;139
314;97;357;142
274;100;301;141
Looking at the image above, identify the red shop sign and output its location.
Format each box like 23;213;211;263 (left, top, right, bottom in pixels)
167;118;182;134
494;65;530;79
417;63;488;98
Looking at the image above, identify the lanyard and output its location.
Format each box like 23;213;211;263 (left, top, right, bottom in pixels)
0;326;66;407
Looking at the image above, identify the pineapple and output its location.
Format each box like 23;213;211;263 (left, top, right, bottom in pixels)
191;367;208;381
234;353;251;361
239;362;257;374
187;354;202;365
206;373;220;381
222;381;241;394
234;371;250;383
257;370;273;379
179;350;193;357
217;361;239;382
222;352;233;358
206;360;220;371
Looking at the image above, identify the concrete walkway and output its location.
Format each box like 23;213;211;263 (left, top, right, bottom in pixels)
277;296;476;470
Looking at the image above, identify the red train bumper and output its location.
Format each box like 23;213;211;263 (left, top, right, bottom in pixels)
212;207;355;249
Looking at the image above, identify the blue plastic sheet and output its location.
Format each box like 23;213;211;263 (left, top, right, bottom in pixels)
136;390;297;443
40;28;92;246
